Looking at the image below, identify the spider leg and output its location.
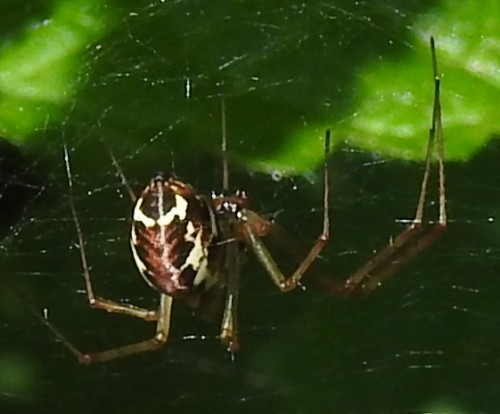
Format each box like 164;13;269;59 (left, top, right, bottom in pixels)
241;37;446;297
220;290;239;351
219;240;240;352
106;146;137;203
337;36;446;295
240;130;330;293
33;294;172;364
63;145;158;321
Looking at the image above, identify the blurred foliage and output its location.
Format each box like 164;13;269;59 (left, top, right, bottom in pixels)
0;0;112;140
0;0;497;172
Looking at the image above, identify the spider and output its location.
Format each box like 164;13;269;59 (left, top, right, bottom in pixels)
37;37;446;364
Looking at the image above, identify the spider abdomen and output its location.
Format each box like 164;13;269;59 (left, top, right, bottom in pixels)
130;175;217;297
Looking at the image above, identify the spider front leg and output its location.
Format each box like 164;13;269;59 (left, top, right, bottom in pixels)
240;130;331;293
241;37;446;297
337;36;446;296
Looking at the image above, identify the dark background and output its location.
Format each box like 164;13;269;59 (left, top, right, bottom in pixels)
1;1;499;413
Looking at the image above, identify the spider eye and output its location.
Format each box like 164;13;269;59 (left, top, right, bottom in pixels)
152;172;166;183
235;189;247;199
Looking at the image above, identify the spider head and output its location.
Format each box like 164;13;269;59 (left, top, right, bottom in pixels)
212;190;271;237
212;189;249;214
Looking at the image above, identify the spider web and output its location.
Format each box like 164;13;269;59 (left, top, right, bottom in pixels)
1;1;499;413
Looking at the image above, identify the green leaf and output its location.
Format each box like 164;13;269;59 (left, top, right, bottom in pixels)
249;0;500;172
0;0;113;142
